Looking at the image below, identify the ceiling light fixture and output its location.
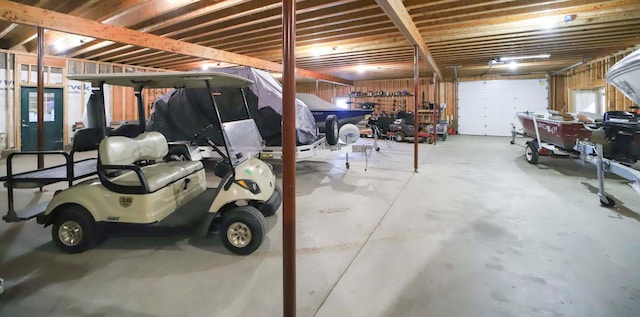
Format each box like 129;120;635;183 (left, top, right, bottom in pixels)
564;14;576;23
489;54;550;65
499;54;550;61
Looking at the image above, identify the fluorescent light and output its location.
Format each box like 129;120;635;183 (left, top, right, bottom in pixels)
53;41;66;52
508;61;519;70
500;54;550;61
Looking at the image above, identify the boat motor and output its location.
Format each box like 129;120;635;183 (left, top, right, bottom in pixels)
602;110;639;163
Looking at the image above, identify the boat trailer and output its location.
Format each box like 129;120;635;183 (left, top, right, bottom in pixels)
574;142;640;207
512;120;640;208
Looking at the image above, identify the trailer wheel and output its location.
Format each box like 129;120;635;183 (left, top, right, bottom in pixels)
600;195;615;207
325;115;339;146
525;142;539;164
219;206;265;255
164;145;190;161
52;206;97;254
394;131;405;142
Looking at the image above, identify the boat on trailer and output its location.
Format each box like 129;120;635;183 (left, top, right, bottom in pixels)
296;93;374;133
512;48;640;207
516;111;594;150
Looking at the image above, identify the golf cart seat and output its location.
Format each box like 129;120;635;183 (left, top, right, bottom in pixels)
98;132;204;194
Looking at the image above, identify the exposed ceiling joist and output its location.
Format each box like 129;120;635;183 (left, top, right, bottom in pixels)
375;0;442;79
0;0;353;86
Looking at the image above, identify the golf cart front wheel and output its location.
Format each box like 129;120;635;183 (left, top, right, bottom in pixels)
219;206;266;255
52;205;97;254
394;132;405;142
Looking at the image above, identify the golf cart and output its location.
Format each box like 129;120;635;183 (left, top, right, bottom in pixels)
1;72;281;255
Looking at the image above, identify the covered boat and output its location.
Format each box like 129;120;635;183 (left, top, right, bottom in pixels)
296;93;374;133
147;67;319;146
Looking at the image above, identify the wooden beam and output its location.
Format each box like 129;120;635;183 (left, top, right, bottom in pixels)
0;0;353;86
375;0;442;79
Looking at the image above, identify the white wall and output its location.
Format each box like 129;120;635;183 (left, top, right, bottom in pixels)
67;80;93;143
458;79;549;136
0;69;15;148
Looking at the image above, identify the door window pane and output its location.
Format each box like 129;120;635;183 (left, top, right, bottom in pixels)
28;91;56;122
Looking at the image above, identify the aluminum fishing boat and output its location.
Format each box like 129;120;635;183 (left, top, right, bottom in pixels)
516;111;593;149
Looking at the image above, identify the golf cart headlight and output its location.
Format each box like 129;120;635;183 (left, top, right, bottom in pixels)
235;179;261;194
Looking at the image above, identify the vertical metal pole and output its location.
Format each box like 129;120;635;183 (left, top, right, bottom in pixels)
37;26;45;168
4;52;9;150
596;144;606;199
413;46;419;172
282;0;297;316
433;72;438;145
135;89;146;134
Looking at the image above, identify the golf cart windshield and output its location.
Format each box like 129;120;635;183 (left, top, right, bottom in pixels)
223;119;265;167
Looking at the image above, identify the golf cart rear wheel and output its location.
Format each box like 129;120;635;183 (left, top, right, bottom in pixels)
525;142;539;164
394;131;405;142
219;206;265;255
325;115;339;146
52;206;97;254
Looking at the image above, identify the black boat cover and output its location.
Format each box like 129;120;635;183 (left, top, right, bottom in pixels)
147;67;318;146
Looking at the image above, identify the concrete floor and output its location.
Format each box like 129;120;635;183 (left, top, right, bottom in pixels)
0;135;639;317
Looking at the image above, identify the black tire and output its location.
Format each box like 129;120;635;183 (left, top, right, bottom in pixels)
525;142;539;164
325;115;339;146
219;206;266;255
51;205;97;254
394;131;405;142
600;195;615;207
164;145;190;161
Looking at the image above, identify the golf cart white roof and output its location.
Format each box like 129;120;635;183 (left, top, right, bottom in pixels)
68;71;254;89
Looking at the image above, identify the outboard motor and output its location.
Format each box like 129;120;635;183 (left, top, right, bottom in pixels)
602;110;639;163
